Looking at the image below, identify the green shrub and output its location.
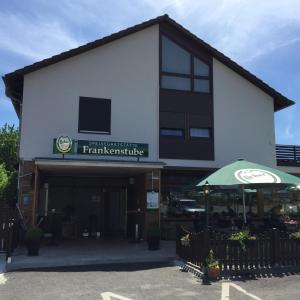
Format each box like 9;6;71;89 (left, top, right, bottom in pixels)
290;231;300;240
147;224;160;238
26;227;43;241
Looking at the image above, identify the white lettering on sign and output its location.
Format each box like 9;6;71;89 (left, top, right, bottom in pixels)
101;292;133;300
234;169;281;184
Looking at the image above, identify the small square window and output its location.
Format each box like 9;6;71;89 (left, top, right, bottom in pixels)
190;128;210;138
78;97;111;134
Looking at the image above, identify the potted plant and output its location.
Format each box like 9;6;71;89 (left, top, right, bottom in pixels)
26;226;43;256
290;231;300;244
206;250;220;281
229;230;256;250
180;234;190;247
244;235;257;247
147;224;160;250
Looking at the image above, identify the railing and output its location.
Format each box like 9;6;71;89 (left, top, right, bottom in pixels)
276;144;300;166
0;202;19;261
176;226;300;274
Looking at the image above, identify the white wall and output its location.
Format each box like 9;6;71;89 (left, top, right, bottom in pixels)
163;58;277;168
20;25;159;161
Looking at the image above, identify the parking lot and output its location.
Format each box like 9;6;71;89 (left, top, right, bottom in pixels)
1;262;300;300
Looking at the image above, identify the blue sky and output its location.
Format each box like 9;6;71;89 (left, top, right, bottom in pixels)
0;0;300;144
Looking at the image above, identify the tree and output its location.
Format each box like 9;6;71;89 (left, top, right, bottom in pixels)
0;123;19;172
0;124;19;206
0;164;8;202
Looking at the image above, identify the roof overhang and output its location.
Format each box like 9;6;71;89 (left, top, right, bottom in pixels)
34;158;165;176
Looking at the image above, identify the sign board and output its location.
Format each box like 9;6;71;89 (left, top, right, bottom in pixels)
147;192;159;209
22;194;30;206
53;136;148;157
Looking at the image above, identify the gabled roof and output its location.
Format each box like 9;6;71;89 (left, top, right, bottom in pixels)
2;14;294;116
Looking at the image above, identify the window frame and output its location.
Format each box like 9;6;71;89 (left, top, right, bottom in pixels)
160;34;212;94
189;127;211;140
160;127;185;138
78;96;111;135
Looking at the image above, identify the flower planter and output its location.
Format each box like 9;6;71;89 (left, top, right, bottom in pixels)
180;239;190;247
228;240;241;247
291;239;300;245
244;239;257;247
147;237;160;251
27;240;41;256
208;267;220;281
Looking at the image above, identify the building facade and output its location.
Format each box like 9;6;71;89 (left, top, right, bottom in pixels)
3;15;297;240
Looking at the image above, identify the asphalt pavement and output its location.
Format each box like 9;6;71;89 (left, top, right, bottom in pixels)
0;262;300;300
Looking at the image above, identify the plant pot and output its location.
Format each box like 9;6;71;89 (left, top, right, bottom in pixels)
27;239;41;256
208;267;220;281
244;239;257;247
292;239;300;245
181;239;190;247
148;237;160;251
228;240;241;247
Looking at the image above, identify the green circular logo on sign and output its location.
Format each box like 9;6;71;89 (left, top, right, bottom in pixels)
234;168;281;184
56;136;72;153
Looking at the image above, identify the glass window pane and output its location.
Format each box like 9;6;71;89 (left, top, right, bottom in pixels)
190;128;210;138
194;58;209;76
160;128;184;137
162;36;191;74
194;79;210;93
161;75;191;91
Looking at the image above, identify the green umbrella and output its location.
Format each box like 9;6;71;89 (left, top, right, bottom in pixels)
196;159;300;223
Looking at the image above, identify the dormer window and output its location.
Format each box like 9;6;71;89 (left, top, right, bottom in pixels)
161;35;211;93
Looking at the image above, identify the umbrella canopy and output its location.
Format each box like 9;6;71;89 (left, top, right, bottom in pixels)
197;159;300;187
196;159;300;225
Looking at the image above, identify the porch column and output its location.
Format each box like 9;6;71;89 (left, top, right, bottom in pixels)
145;169;161;237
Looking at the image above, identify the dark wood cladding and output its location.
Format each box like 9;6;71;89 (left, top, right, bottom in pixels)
159;23;214;160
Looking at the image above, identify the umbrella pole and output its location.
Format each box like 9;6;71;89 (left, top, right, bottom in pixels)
242;185;247;225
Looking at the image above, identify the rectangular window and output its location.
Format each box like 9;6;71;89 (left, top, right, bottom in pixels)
190;128;210;138
194;79;210;93
161;75;191;91
160;128;184;137
78;97;111;134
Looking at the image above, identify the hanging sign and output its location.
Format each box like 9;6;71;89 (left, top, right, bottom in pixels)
147;192;159;209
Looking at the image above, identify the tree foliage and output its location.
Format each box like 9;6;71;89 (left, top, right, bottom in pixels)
0;124;19;205
0;123;19;172
0;164;8;201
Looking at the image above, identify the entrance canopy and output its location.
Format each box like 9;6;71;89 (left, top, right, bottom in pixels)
35;158;165;176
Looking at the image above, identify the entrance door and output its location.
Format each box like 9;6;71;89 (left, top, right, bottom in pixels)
104;188;126;237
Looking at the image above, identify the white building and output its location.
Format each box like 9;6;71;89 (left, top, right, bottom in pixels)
3;15;299;240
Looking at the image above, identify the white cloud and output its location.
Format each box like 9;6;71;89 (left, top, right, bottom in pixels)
1;0;300;65
0;12;80;61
